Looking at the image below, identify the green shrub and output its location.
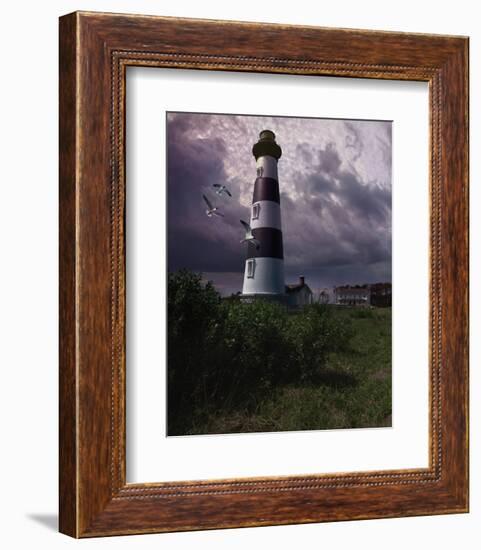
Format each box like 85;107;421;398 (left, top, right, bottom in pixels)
349;307;374;319
167;270;222;431
286;304;353;381
167;270;355;435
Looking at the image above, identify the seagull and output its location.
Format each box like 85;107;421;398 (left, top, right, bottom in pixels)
213;184;232;197
203;194;224;217
240;220;260;249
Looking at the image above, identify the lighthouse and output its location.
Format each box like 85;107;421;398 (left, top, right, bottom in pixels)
242;130;285;299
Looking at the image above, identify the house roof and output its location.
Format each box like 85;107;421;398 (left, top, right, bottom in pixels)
369;282;392;291
285;283;312;294
334;286;370;295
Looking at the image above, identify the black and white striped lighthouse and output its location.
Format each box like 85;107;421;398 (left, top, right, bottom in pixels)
242;130;285;297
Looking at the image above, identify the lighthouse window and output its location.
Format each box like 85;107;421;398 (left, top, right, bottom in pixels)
246;259;256;278
252;203;260;220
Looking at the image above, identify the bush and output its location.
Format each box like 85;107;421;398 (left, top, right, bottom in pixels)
218;300;291;395
167;270;354;434
349;307;374;319
167;270;222;430
286;304;353;381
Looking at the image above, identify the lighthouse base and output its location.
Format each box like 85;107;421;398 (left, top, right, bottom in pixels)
239;293;289;307
242;257;285;295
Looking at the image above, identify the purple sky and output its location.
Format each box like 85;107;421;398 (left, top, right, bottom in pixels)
167;112;392;297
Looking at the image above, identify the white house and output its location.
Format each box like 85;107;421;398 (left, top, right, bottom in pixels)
286;276;313;308
334;285;371;306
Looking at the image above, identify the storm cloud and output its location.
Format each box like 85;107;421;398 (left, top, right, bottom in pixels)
167;112;391;296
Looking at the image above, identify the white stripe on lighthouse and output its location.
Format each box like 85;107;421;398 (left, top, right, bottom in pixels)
256;155;278;179
250;200;282;231
242;258;285;295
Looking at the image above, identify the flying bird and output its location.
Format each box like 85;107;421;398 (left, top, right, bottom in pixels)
213;184;232;197
203;194;224;217
240;220;260;249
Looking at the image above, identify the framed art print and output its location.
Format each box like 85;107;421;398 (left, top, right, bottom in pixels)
59;12;469;537
127;75;429;483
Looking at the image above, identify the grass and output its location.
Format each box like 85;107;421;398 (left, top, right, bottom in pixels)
186;306;392;435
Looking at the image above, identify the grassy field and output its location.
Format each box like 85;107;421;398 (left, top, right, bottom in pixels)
185;306;392;435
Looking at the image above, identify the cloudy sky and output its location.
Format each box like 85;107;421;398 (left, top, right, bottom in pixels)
167;112;392;297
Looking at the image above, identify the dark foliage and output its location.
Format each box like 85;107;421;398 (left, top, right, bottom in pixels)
167;270;353;435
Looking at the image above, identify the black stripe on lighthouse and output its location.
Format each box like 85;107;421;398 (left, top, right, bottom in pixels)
253;177;280;204
246;227;284;259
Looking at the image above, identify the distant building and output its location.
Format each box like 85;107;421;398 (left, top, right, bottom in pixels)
369;282;392;307
333;282;392;307
318;289;330;304
286;276;313;308
334;285;370;306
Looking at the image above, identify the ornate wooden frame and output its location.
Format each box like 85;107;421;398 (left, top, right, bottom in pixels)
59;11;469;537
